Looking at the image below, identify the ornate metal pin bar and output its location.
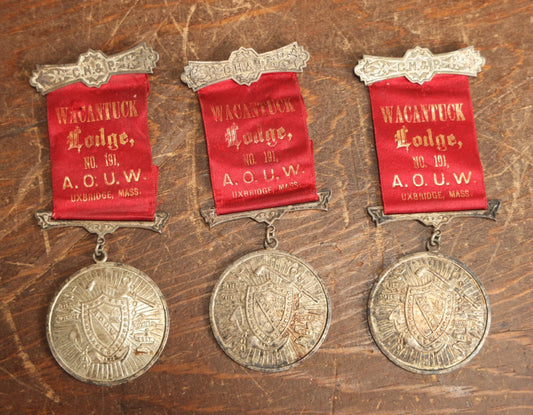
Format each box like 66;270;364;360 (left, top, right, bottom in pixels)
35;211;169;262
181;42;309;91
354;46;485;85
201;190;331;250
368;199;500;228
201;190;331;227
368;199;500;251
35;211;169;236
30;43;159;94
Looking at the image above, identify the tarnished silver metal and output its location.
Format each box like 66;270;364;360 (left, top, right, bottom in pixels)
30;43;159;95
93;235;108;263
264;224;279;250
367;199;500;229
368;200;500;251
35;211;169;240
210;249;330;372
354;46;485;85
181;42;309;91
201;191;330;370
368;251;490;374
47;262;169;385
426;228;442;252
36;211;169;263
201;190;331;228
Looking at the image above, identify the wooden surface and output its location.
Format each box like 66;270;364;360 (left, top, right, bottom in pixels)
1;0;532;413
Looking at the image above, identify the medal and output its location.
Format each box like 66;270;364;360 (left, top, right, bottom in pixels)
210;250;330;372
183;43;331;371
355;47;500;373
368;252;490;374
30;44;169;384
47;262;168;385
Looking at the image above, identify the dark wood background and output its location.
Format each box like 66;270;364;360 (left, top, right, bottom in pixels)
1;1;531;413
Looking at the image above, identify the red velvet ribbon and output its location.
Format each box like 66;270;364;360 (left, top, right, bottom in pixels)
46;74;158;220
197;72;318;214
368;74;487;214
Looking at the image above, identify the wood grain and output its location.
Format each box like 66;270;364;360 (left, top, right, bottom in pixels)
0;0;531;413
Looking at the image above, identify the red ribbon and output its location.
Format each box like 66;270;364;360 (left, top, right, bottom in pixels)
368;74;487;214
197;72;318;214
46;74;158;220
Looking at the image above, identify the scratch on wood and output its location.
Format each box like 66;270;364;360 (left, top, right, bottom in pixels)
0;302;60;403
5;231;85;304
240;366;273;404
329;358;338;414
43;229;51;255
104;0;140;48
186;129;199;219
169;4;197;61
0;164;43;241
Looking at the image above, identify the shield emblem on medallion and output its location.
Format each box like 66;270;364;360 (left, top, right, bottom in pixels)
404;281;454;350
245;277;293;348
81;293;131;358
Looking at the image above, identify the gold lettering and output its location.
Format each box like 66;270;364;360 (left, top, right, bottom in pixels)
120;101;129;118
77;106;87;123
225;105;234;121
266;100;276;115
282;164;299;177
232;104;242;119
453;171;471;184
282;98;295;112
435;134;447;151
412;106;421;123
222;173;234;186
55;107;69;125
380;106;393;123
96;104;105;121
55;101;142;125
395;106;404;123
403;105;412;123
392;175;403;188
83;174;95;188
434;173;445;186
454;103;465;121
63;176;74;190
420;105;430;122
68;110;78;124
263;168;275;181
437;104;447;121
87;106;96;123
66;127;135;152
211;105;223;122
395;126;410;151
67;126;83;153
123;169;141;183
107;132;118;151
104;172;116;185
129;100;138;117
103;102;112;120
111;102;120;119
394;128;463;153
446;104;456;121
97;128;106;147
243;171;254;183
242;103;252;119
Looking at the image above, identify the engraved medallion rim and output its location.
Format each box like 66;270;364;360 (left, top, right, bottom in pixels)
46;262;169;385
368;251;490;374
209;249;331;372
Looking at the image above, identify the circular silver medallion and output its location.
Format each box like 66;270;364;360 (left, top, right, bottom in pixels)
368;252;490;374
210;250;331;372
46;262;169;385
